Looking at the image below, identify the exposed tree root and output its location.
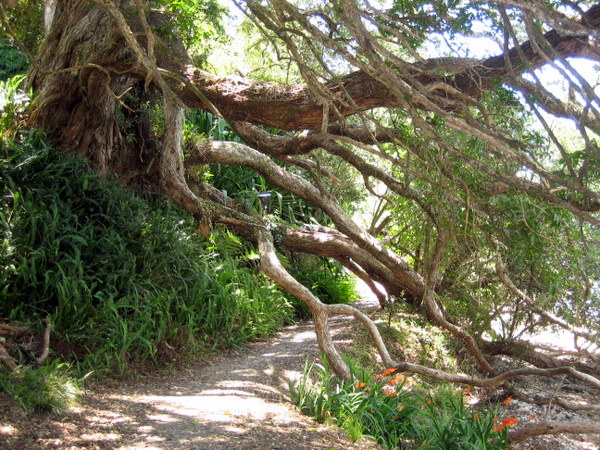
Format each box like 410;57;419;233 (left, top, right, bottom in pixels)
0;319;52;371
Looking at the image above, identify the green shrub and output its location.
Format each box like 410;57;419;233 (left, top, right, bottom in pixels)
0;130;293;376
290;356;510;449
287;255;359;318
0;38;29;81
0;361;81;415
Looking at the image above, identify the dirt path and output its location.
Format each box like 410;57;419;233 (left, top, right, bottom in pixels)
0;295;382;449
2;285;598;449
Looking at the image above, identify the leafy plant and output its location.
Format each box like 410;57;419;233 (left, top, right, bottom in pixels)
0;129;294;376
290;356;510;449
0;74;28;139
0;38;29;80
286;255;359;318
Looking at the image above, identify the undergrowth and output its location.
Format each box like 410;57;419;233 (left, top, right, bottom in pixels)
285;253;359;319
290;356;513;449
0;360;82;415
0;129;295;376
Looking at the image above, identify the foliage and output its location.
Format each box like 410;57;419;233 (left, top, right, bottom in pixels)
290;356;510;449
0;360;81;415
0;128;294;376
1;0;44;54
0;74;28;139
148;0;227;66
285;254;359;319
218;0;600;347
0;37;28;80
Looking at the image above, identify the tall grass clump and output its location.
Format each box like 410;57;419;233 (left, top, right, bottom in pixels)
0;128;294;377
290;356;512;449
0;361;81;415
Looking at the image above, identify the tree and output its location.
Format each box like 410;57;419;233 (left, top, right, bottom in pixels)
2;0;599;441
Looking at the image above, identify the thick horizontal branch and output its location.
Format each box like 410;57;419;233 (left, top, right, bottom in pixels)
168;4;600;131
186;139;426;298
281;228;412;302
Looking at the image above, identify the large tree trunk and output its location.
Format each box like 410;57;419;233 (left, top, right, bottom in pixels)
29;1;132;173
27;0;185;188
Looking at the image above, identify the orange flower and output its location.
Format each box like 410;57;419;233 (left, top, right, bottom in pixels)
492;417;517;432
418;404;425;409
502;417;518;427
472;414;480;420
389;379;399;385
503;396;513;405
397;406;405;412
492;418;499;423
426;400;433;405
391;415;399;420
463;385;473;393
386;392;398;397
369;409;376;413
377;368;396;377
354;382;367;389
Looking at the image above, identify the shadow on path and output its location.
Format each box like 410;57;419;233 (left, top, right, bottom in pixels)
0;293;381;449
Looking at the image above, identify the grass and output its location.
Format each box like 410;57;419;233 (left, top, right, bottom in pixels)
341;301;462;379
0;361;82;415
285;254;359;319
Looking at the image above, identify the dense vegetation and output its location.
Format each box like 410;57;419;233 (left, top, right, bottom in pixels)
291;357;513;449
1;0;599;446
1;129;294;361
0;66;356;412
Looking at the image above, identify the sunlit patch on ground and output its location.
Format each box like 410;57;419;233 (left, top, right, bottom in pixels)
0;304;380;450
78;432;121;441
0;425;18;435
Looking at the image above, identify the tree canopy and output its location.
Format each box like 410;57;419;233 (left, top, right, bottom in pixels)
1;0;599;442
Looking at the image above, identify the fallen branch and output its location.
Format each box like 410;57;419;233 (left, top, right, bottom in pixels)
509;421;600;443
0;318;53;371
0;342;17;371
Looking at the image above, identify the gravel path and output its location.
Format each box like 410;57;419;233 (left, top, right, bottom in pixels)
0;294;382;449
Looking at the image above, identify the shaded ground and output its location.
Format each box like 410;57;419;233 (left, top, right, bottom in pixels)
0;296;381;449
